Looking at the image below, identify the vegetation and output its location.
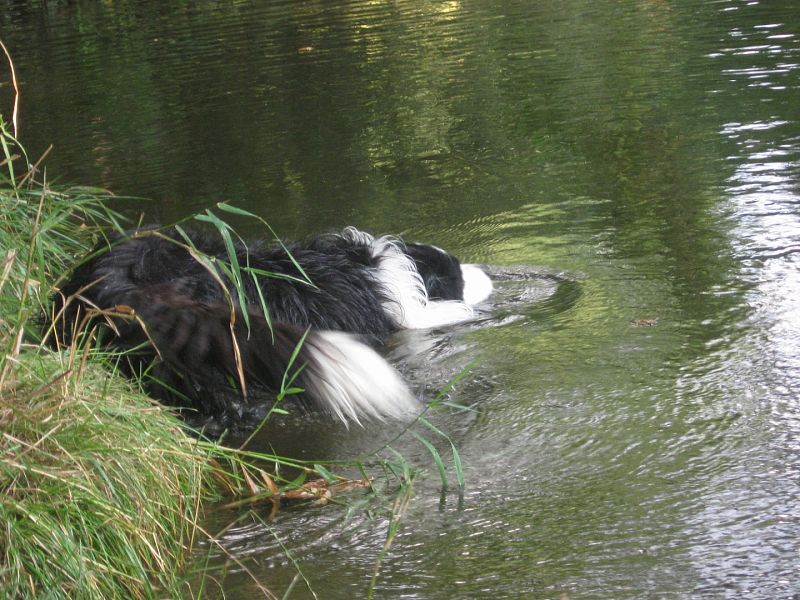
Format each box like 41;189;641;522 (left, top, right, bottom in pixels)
0;120;339;599
1;356;212;598
0;113;214;598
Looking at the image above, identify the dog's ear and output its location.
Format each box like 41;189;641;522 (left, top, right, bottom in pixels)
403;243;465;301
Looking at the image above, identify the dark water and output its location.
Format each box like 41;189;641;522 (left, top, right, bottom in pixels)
3;0;800;597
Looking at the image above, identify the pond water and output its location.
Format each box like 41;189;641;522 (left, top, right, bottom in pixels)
3;0;800;598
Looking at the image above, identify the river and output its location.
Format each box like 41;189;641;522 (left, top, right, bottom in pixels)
2;0;799;597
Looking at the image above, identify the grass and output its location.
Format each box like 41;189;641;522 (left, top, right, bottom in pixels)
0;354;211;599
0;116;218;598
0;117;312;598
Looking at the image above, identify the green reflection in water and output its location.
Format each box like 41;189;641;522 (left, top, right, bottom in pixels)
3;0;800;597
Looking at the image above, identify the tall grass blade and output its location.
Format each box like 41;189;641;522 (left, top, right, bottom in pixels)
216;201;315;287
410;431;449;490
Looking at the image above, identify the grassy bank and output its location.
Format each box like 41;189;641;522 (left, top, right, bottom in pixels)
1;354;211;598
0;125;221;598
0;134;409;599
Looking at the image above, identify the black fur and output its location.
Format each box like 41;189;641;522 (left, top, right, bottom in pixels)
404;243;465;301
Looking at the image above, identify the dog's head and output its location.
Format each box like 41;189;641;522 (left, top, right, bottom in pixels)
403;242;465;301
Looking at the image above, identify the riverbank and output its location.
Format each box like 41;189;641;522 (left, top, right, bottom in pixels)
0;132;223;597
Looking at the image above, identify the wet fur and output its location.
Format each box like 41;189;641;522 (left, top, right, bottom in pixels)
48;226;492;424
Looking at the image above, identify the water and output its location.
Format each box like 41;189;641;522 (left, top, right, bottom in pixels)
3;0;800;597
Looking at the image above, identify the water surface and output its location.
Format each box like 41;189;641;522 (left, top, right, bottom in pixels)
3;0;800;597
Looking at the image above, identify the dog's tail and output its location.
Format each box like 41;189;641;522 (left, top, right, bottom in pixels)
58;287;419;425
298;329;419;424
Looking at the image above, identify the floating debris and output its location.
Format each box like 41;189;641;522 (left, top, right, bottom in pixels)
630;319;658;327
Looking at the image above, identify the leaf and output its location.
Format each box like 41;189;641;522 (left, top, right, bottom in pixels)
313;464;338;484
249;270;273;335
289;470;308;488
280;328;310;393
411;431;448;490
260;471;280;495
451;443;465;489
172;224;194;247
417;415;448;440
242;469;261;495
439;401;477;413
245;266;314;287
428;363;474;406
216;201;315;287
215;201;259;219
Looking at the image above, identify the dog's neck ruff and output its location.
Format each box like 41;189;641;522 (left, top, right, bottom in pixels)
339;227;476;330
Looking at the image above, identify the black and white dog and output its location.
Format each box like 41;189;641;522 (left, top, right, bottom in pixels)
49;226;493;425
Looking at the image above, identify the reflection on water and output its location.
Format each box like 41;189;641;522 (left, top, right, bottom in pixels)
4;0;800;598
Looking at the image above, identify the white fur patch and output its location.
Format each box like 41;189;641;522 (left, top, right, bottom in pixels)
302;330;419;426
339;228;475;329
461;264;494;305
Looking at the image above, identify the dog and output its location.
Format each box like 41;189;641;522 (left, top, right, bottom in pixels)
48;226;493;425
